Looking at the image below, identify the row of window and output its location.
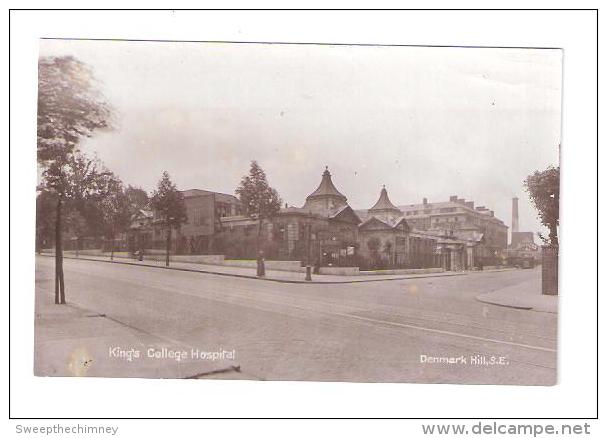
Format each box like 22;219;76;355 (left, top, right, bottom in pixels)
190;203;243;227
405;207;458;216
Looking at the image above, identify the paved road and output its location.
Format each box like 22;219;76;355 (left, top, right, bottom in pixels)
34;256;557;385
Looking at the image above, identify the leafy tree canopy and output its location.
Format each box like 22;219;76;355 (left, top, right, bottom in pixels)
125;185;150;211
367;236;381;252
235;161;282;220
524;165;560;246
40;152;116;202
150;171;188;229
37;56;111;164
97;177;133;238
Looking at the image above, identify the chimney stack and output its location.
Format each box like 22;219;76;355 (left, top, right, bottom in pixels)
512;197;519;233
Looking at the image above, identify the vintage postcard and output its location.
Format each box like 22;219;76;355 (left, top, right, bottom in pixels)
35;39;561;385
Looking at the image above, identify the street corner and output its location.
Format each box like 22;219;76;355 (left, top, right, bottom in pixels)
475;283;558;314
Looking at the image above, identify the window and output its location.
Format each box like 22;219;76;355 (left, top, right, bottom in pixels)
191;207;206;226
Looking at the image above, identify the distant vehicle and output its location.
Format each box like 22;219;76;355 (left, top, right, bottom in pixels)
507;256;535;269
521;257;535;269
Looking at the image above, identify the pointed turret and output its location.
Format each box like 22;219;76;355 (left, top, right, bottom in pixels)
367;185;403;225
370;185;400;212
306;166;347;202
302;166;349;216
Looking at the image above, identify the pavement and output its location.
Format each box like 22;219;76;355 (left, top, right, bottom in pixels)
475;270;558;313
35;255;557;385
34;277;238;379
38;253;466;284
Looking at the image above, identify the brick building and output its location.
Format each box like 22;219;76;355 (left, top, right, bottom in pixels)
129;189;244;255
173;189;243;254
358;186;440;269
128;168;509;271
355;190;508;270
216;167;361;264
397;195;508;259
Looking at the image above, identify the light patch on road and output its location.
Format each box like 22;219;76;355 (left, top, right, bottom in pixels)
67;347;93;377
404;284;419;295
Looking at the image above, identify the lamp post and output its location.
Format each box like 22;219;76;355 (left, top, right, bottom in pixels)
256;249;265;277
305;214;312;281
165;215;174;267
138;222;144;261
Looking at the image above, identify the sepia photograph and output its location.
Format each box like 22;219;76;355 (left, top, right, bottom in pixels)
35;38;561;386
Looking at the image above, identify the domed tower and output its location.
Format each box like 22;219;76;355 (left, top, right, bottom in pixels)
368;185;403;225
302;166;349;216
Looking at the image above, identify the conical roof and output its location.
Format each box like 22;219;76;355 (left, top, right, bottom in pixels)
306;166;347;201
369;185;401;212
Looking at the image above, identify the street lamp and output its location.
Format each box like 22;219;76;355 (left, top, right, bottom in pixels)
138;221;145;261
166;216;175;267
305;213;312;281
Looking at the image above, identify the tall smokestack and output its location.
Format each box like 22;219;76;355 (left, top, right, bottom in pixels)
512;197;519;233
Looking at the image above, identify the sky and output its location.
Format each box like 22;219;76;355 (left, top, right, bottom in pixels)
39;39;562;241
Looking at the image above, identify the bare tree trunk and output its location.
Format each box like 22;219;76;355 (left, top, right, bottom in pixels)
54;197;66;304
110;233;115;261
165;226;171;267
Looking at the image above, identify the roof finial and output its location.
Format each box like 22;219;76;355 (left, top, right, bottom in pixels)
325;165;328;171
382;184;386;189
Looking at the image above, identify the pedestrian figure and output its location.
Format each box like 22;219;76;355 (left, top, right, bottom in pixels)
256;250;265;277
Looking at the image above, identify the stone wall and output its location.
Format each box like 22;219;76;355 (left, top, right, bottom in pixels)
318;266;360;275
359;267;444;276
223;259;304;272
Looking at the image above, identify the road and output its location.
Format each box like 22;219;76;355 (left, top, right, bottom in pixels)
34;256;557;385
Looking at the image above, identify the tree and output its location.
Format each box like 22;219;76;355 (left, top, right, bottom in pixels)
383;240;394;266
366;237;381;268
36;190;58;253
150;171;188;266
38;56;110;163
37;55;111;304
524;165;560;246
40;153;116;303
65;209;88;256
98;177;133;261
235;161;282;254
125;185;150;211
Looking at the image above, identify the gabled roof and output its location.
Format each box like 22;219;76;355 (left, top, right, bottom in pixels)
329;205;361;224
359;215;410;231
359;216;394;230
392;216;410;230
369;186;401;213
306;166;347;201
